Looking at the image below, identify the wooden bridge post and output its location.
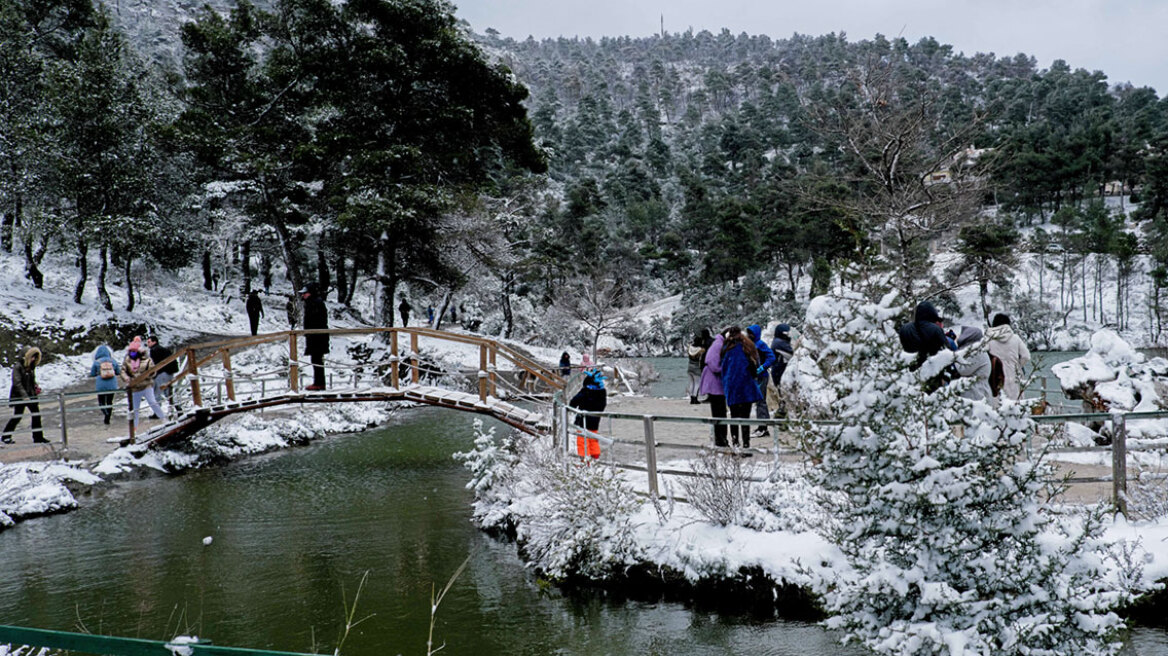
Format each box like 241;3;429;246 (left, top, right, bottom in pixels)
222;349;236;401
1113;414;1128;516
390;330;400;388
488;345;498;398
289;334;299;393
410;332;420;384
478;344;489;402
642;415;659;498
187;348;203;408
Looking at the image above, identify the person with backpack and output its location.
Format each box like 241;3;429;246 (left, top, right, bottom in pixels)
147;336;181;413
768;324;794;417
89;345;121;425
987;313;1031;401
2;347;47;444
686;329;710;404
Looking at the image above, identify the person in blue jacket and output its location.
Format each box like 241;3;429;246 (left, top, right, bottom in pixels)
746;324;776;438
89;345;121;425
720;326;763;449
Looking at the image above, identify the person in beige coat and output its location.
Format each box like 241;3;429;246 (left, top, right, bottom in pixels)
987;313;1031;400
121;336;168;429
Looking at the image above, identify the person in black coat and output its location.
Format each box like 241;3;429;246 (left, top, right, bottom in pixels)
301;283;329;390
898;301;955;391
569;369;608;459
245;290;264;336
2;347;46;444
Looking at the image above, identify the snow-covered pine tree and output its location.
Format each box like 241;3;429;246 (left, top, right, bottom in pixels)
796;291;1133;656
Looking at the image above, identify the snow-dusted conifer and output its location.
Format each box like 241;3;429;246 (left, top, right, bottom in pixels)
796;291;1133;656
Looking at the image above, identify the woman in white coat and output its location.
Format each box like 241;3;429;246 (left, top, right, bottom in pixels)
987;313;1031;401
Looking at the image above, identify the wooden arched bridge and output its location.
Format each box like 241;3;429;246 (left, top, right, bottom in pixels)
120;327;591;448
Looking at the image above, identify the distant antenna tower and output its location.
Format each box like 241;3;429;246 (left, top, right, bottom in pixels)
660;14;665;37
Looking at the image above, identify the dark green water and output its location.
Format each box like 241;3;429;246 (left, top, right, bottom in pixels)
0;407;862;656
1;405;1164;654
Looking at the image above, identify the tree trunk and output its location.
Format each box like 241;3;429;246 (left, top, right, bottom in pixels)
335;252;349;306
316;247;330;299
273;220;303;296
435;289;453;330
501;273;515;339
23;234;43;288
376;231;397;328
241;239;252;295
73;236;88;304
978;278;990;323
202;250;213;290
124;256;135;312
261;251;272;293
96;243;113;311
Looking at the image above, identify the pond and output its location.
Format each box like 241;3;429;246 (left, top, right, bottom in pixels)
0;406;862;656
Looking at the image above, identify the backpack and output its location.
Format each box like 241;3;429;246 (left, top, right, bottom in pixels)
99;360;115;380
989;354;1006;398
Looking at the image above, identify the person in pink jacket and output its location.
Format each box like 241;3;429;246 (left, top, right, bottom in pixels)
698;333;727;447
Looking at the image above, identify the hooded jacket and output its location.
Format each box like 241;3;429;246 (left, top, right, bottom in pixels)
898;301;949;363
121;339;157;393
302;287;330;356
770;324;794;385
698;334;725;397
952;326;992;402
987;323;1031;400
89;345;122;393
747;325;776;376
9;347;41;400
569;371;608;431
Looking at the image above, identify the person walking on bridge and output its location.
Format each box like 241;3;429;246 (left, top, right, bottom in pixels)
147;335;180;414
2;347;46;444
302;282;329;390
246;290;264;336
121;336;167;432
89;345;121;425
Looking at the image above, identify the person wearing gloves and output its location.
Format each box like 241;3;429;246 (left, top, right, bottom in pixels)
121;336;168;431
768;324;795;417
987;313;1031;401
2;347;46;444
89;345;121;425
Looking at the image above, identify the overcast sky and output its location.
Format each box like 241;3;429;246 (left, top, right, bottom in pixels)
453;0;1168;94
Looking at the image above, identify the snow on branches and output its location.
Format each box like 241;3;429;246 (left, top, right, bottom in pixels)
794;291;1136;656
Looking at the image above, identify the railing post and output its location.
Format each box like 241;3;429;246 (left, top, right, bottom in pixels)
222;349;235;401
478;344;489;402
488;345;498;398
289;333;299;393
57;392;67;447
410;332;420;384
390;330;400;388
1040;376;1047;408
216;382;222;404
187;348;203;408
126;389;135;444
643;415;659;498
1112;413;1128;516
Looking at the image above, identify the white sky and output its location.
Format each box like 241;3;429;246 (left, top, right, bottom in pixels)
453;0;1168;95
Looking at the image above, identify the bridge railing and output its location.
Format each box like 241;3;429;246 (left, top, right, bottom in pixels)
0;328;568;449
552;392;1168;515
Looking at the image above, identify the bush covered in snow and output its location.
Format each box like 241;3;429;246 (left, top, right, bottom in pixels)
795;291;1136;656
455;422;645;581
